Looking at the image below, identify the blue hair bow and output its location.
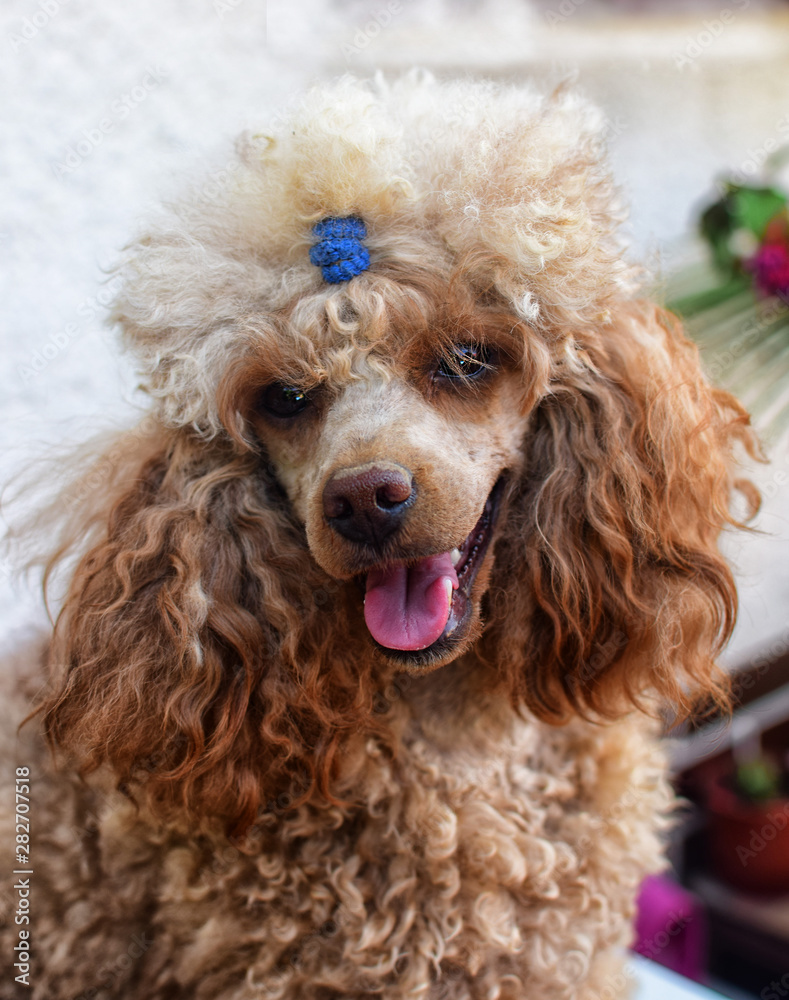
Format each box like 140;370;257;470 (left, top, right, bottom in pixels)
309;216;370;284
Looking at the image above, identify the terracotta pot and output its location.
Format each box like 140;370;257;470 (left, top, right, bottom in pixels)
706;778;789;893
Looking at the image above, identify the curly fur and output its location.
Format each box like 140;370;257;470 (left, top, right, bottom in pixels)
0;72;758;1000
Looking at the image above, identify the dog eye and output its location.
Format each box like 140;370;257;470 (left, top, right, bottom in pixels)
435;344;491;381
259;384;311;418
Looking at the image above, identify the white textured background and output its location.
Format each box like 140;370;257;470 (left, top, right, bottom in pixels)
2;0;789;671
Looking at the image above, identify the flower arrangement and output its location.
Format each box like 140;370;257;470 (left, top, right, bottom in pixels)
665;155;789;441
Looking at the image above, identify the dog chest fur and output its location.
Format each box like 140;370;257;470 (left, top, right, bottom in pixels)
3;666;670;1000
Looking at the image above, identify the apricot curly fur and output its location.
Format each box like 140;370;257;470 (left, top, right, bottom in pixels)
0;72;759;1000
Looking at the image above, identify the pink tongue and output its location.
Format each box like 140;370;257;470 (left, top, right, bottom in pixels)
364;552;458;651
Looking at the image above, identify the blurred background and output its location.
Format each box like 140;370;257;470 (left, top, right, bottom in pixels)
1;1;788;997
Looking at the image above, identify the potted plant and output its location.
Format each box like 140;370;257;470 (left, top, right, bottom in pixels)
704;729;789;894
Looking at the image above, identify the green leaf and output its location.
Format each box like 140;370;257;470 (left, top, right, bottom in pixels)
731;185;788;240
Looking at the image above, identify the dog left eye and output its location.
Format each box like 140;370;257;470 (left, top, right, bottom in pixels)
259;384;311;417
435;344;491;381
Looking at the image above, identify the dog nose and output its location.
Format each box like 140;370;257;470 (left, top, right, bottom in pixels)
322;463;415;545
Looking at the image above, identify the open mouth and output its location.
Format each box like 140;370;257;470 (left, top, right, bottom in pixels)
363;478;503;667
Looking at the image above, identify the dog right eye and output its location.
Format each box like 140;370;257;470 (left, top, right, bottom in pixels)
259;384;311;418
434;343;492;382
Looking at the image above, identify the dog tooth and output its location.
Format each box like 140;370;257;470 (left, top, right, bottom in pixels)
444;577;453;608
450;548;462;566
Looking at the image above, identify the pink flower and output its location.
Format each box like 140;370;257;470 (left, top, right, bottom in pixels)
749;240;789;300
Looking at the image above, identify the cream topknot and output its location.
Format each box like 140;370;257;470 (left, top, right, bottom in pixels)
111;72;635;436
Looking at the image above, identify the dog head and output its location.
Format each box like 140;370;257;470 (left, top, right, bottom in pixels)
38;74;758;832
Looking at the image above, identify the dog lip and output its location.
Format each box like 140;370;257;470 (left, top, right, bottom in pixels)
450;479;501;591
368;476;504;664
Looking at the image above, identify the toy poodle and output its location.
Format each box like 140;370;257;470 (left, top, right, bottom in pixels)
1;73;758;1000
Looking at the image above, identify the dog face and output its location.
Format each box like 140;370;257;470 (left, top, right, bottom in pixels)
233;276;536;671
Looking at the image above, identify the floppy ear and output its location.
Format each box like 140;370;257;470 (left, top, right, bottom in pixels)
489;301;760;722
37;422;379;836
